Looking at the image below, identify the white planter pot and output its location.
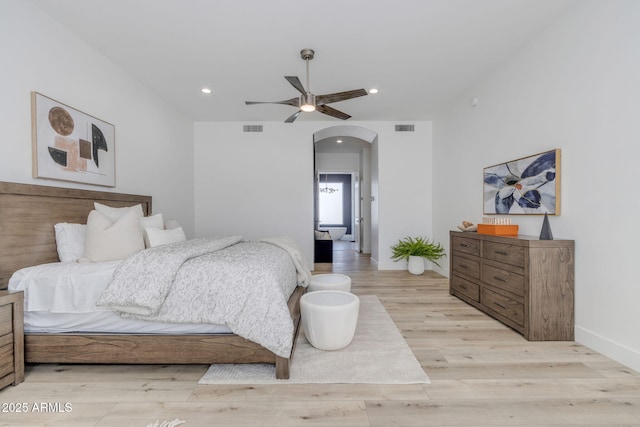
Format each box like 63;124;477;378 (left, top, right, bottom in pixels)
407;256;425;275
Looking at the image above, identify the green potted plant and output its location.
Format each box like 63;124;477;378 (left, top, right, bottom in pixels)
390;236;446;275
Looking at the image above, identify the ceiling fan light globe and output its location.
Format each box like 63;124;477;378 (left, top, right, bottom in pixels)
300;93;316;112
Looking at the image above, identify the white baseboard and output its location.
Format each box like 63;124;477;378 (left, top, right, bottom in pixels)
575;326;640;374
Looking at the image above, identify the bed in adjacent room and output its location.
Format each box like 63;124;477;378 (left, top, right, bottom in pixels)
0;181;307;379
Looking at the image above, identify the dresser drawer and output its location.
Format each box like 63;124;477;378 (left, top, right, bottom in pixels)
451;236;480;256
451;275;480;302
481;288;524;326
452;255;480;279
0;343;13;379
483;241;525;268
0;305;12;336
482;263;525;296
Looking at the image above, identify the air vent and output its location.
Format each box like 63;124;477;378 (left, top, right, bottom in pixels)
243;125;263;133
395;124;415;132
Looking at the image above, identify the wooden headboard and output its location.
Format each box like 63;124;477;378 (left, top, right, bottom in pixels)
0;181;151;288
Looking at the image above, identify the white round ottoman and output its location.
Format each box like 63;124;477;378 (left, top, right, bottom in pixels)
308;273;351;293
301;290;360;351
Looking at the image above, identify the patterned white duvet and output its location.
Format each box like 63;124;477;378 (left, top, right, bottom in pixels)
97;236;302;358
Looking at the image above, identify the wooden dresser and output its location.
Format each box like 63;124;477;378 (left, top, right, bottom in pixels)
0;290;24;389
449;231;574;341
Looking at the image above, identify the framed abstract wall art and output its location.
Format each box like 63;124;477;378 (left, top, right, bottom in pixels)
483;149;560;215
31;92;115;187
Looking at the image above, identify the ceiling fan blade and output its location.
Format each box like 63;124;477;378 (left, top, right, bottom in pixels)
316;104;351;120
284;76;306;95
245;97;299;107
284;110;302;123
316;89;368;105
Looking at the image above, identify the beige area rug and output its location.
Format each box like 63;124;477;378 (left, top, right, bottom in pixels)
198;295;429;384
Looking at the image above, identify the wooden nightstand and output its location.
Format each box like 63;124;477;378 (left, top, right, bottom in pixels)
0;290;24;389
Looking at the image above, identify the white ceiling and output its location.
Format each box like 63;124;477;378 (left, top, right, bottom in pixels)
30;0;577;123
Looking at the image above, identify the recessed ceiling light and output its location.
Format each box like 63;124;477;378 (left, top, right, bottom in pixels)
337;139;343;144
369;88;378;94
201;88;212;94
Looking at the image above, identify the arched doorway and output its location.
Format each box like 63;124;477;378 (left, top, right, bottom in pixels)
313;125;378;258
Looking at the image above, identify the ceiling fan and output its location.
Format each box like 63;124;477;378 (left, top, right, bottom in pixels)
245;49;368;123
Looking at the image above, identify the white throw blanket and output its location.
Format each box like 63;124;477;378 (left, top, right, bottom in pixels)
260;236;312;288
97;236;301;357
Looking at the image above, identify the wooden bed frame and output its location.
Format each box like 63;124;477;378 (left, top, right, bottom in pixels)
0;181;303;379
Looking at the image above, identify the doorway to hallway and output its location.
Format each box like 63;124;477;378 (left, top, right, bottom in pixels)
317;173;353;238
313;124;378;264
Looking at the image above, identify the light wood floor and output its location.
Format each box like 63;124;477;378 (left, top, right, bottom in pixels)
2;243;640;426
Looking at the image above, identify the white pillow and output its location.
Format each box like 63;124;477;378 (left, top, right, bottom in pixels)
81;208;145;262
145;227;187;248
164;219;182;230
139;213;165;248
94;202;143;223
54;223;86;262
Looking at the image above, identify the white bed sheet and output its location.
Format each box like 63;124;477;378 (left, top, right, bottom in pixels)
23;311;232;334
9;261;121;313
8;261;231;334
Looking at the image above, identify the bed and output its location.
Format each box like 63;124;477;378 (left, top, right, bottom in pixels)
0;181;305;379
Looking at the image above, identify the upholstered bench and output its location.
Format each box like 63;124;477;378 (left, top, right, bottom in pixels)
300;290;360;351
308;273;351;293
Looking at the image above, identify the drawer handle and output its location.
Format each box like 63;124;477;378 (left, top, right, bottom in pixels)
459;284;467;290
495;250;508;256
493;301;507;310
460;243;469;248
459;264;468;269
493;276;508;283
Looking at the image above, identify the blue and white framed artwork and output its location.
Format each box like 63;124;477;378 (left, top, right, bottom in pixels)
483;149;560;215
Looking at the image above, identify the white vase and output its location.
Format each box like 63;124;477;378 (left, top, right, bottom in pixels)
407;256;425;275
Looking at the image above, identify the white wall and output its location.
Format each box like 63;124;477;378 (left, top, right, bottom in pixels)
433;0;640;372
377;123;433;269
193;121;432;268
315;152;360;173
193;121;315;260
0;0;195;235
